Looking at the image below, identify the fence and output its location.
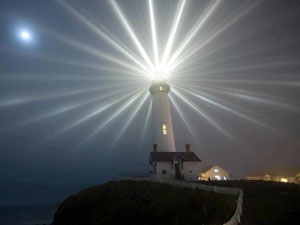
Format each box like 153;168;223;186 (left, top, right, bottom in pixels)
118;172;200;181
117;175;243;225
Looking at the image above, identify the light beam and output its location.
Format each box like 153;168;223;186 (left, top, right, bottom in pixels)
57;0;151;73
175;83;286;135
148;0;159;67
113;92;150;144
167;0;222;68
169;1;260;71
172;87;234;140
82;86;147;143
160;0;186;67
140;100;152;143
169;94;201;145
109;0;154;70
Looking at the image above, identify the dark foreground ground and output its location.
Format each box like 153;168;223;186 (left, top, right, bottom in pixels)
197;180;300;225
52;180;236;225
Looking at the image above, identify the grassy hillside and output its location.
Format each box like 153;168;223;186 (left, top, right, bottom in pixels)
198;180;300;225
52;180;236;225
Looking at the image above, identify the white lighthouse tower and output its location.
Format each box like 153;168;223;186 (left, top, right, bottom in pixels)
148;74;202;180
149;77;176;152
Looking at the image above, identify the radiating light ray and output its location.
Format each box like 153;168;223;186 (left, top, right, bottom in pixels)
175;84;286;135
0;70;147;81
172;87;234;140
174;56;300;78
233;93;300;110
148;0;159;66
169;94;201;146
0;97;36;107
0;81;141;108
160;0;186;67
0;74;138;81
49;86;147;141
109;0;154;70
182;40;300;75
174;77;300;87
57;0;150;73
199;84;299;110
169;1;260;71
167;0;222;69
140;100;152;143
173;11;300;74
112;92;150;145
43;29;150;76
3;47;148;78
175;81;300;110
171;33;249;73
0;87;98;107
18;86;135;127
170;32;297;77
83;87;147;143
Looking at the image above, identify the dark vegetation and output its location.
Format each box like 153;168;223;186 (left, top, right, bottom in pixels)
197;180;300;225
52;180;236;225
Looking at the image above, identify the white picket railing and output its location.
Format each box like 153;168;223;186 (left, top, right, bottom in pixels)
117;176;243;225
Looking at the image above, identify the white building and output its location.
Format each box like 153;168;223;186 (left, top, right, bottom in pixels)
149;78;202;180
149;144;201;181
198;165;230;181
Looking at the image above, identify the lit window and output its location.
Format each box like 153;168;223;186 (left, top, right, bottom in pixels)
280;178;288;183
159;86;163;91
162;123;167;135
214;169;219;173
215;175;221;180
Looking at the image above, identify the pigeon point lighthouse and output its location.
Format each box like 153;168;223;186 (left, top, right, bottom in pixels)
149;73;201;180
149;76;176;152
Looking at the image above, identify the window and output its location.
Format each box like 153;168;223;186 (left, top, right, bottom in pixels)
159;86;163;91
214;168;219;173
162;170;167;174
280;178;288;183
162;123;167;135
215;175;221;180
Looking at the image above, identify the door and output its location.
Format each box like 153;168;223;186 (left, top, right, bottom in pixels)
174;160;181;180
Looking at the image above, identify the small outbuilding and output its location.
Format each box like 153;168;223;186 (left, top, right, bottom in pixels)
149;144;201;181
198;165;230;181
247;167;300;184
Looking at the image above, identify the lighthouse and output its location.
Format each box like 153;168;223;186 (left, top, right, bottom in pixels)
149;77;176;152
148;73;202;180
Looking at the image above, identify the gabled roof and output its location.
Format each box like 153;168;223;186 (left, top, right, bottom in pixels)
198;165;214;173
248;167;300;177
150;152;201;162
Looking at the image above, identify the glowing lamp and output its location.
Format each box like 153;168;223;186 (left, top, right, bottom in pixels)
152;70;168;81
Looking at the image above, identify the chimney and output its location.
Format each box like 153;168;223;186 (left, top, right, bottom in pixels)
185;144;191;152
153;144;158;152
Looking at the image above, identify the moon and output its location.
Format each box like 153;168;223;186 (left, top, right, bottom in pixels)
18;29;32;43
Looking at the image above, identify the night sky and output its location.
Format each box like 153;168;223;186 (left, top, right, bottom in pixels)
0;0;300;223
